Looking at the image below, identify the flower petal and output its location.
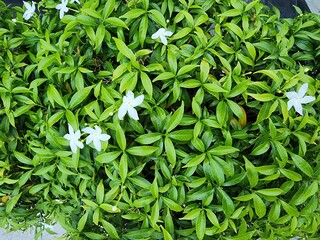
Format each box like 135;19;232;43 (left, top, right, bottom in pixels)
70;141;77;153
126;91;135;101
118;103;128;120
93;138;102;151
82;127;95;134
94;125;102;134
68;124;74;134
64;133;72;140
86;135;94;144
287;99;294;111
164;30;173;37
99;134;111;141
127;106;139;120
285;91;298;100
300;96;315;104
160;35;168;45
293;101;303;115
131;95;144;107
298;83;308;98
151;29;161;39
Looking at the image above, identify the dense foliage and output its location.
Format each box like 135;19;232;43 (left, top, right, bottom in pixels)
0;0;319;239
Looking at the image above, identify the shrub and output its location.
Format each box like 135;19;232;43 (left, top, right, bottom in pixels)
0;0;319;239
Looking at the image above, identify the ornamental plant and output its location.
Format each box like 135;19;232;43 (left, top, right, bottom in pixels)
0;0;319;239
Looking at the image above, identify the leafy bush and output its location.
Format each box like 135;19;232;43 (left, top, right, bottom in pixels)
0;0;319;239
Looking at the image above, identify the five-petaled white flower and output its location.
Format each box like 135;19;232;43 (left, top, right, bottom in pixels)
151;28;173;45
64;124;84;153
23;1;35;21
118;91;144;120
82;126;111;151
56;0;69;19
285;83;315;115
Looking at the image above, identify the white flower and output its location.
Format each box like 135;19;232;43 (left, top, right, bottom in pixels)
56;0;69;19
23;1;35;21
285;83;315;115
64;124;84;153
70;0;80;3
118;91;144;120
151;28;173;45
82;126;111;151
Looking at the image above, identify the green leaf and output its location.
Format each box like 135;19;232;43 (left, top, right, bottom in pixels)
115;124;126;150
162;197;183;212
165;137;176;166
14;151;33;165
196;210;206;240
244;157;258;188
256;188;283;197
248;93;276;102
120;9;146;19
253;194;266;218
6;193;22;214
179;208;201;220
136;133;162;144
68;86;92;109
251;141;270;155
96;180;104;205
167;102;184;132
140;71;153;97
280;200;299;217
216;100;228;126
184;153;206;168
161;225;173;240
280;169;302;182
289;152;313;177
113;37;135;60
209;146;239;155
77;211;89;232
47;84;66;108
105;17;128;29
169;129;193;141
203;83;227;93
119;154;128;184
148;9;166;27
126;146;158;156
102;0;115;19
219;9;242;17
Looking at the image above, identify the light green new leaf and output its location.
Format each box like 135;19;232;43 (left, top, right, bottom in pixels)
68;86;92;109
162;197;183;212
126;146;158;156
167;102;184;132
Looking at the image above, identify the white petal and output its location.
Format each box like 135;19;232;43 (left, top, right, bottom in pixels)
68;124;74;134
31;2;36;11
99;134;111;141
82;127;95;134
160;35;168;45
151;30;161;39
164;30;173;37
94;125;102;134
127;106;139;120
76;140;84;149
293;101;303;115
23;1;31;9
118;103;128;120
287;99;294;110
285;91;298;100
126;91;135;101
86;135;94;144
74;130;81;139
64;133;72;141
59;9;66;19
298;83;308;98
70;141;77;153
93;138;102;151
300;96;315;104
131;95;144;107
